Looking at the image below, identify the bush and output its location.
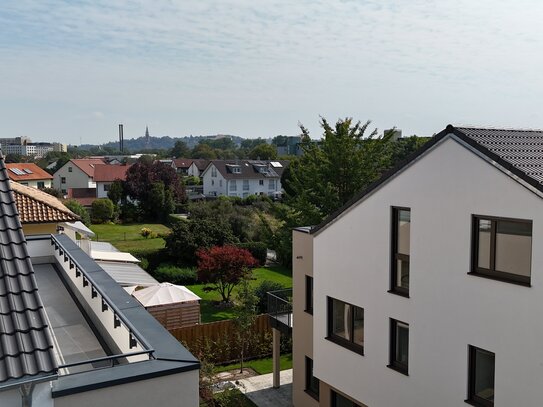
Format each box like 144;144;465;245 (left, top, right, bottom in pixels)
153;265;198;285
254;280;285;313
64;199;91;226
91;198;114;223
236;242;267;266
140;227;152;238
120;202;140;223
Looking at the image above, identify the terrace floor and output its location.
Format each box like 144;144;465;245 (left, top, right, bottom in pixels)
33;263;108;373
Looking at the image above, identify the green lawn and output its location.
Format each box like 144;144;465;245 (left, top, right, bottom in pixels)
90;223;170;254
215;353;292;375
187;264;292;323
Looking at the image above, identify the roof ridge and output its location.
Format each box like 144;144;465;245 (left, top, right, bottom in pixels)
454;124;543;133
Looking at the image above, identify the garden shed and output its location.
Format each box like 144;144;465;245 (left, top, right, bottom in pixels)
132;283;201;329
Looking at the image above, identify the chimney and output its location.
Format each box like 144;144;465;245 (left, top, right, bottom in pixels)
118;124;124;153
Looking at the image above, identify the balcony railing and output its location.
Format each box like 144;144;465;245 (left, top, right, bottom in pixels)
267;289;292;332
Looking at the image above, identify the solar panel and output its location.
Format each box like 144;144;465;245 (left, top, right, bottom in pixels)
10;168;26;176
270;161;282;168
24;169;33;174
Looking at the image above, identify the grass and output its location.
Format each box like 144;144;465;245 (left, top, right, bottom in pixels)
90;223;170;254
186;264;292;323
215;353;292;375
200;389;257;407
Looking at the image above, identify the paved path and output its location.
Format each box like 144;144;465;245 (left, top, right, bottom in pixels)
231;369;293;407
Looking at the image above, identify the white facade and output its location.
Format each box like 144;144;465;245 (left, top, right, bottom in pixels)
202;163;281;198
16;178;52;189
96;181;111;198
54;162;95;194
306;136;543;406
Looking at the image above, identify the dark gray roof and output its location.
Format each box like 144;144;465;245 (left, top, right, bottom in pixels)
455;126;543;184
206;160;289;180
311;125;543;235
0;156;57;386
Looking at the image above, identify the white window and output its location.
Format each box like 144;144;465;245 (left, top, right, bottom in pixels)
243;180;250;191
211;167;217;177
259;180;264;186
230;180;237;191
269;179;275;190
233;167;241;174
219;180;223;187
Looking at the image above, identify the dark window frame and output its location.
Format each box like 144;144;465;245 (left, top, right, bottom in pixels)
331;390;363;407
389;207;411;297
326;297;364;356
388;318;409;375
305;275;313;315
466;345;495;407
470;214;532;286
305;356;319;400
61;177;66;184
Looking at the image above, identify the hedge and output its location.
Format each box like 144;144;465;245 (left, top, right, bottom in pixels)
236;242;267;266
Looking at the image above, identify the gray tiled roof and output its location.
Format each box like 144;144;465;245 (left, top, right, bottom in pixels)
455;127;543;184
0;155;57;385
208;159;289;180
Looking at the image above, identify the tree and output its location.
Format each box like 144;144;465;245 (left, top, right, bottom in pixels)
165;218;238;265
285;117;394;224
196;245;257;303
64;199;91;226
191;143;217;160
41;187;63;199
4;154;23;163
91;198;114;223
171;140;191;158
125;160;185;221
249;143;277;160
233;278;258;373
107;179;125;206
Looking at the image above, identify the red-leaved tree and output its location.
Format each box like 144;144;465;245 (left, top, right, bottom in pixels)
197;245;258;303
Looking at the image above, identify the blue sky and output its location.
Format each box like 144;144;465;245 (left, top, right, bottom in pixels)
2;0;543;145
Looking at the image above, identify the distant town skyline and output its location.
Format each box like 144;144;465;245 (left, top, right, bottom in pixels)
2;0;543;145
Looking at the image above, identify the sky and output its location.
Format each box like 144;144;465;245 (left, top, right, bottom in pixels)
2;0;543;145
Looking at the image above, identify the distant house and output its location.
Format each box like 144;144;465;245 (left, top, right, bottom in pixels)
188;159;209;177
172;158;209;177
54;158;106;194
11;180;79;235
6;162;53;188
93;164;132;198
201;160;288;198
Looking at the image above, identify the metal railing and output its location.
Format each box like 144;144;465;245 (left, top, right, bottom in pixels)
58;350;154;375
267;289;293;328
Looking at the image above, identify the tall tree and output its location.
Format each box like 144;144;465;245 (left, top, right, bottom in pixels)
249;143;277;160
233;278;258;373
171;140;191;158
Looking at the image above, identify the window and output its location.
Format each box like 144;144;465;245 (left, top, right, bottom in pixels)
68;166;72;172
229;180;237;191
331;390;362;407
259;180;264;186
219;180;223;187
390;207;410;296
103;184;110;192
20;182;28;186
61;189;67;195
232;167;241;174
37;181;45;189
243;179;250;190
61;177;66;184
471;215;532;285
269;179;275;190
211;180;214;186
211;167;217;177
389;319;409;375
327;297;364;355
305;357;319;400
467;346;495;406
305;276;313;314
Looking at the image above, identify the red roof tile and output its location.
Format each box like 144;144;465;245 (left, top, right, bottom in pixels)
6;163;53;181
93;164;132;182
70;158;106;177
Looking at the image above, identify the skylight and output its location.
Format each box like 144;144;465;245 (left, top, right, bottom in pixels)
9;168;26;176
270;162;282;168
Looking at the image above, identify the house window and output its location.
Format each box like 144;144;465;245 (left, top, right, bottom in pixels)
327;297;364;355
243;179;250;191
389;319;409;375
305;276;313;314
68;166;72;172
61;177;66;184
471;215;532;285
467;346;495;406
269;179;275;190
390;207;410;296
331;390;362;407
211;167;217;177
37;181;45;189
103;184;110;192
211;180;214;186
259;180;264;186
232;167;241;174
219;180;223;187
230;180;237;191
61;189;67;195
305;357;319;400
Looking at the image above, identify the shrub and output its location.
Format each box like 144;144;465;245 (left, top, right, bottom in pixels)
140;227;152;238
236;242;267;266
120;202;140;223
64;199;91;226
153;265;198;285
254;280;286;313
91;198;114;223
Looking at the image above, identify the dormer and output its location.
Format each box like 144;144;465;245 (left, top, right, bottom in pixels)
226;164;242;174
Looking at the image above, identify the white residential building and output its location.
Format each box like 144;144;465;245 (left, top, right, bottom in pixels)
6;162;53;188
291;125;543;407
93;164;132;198
54;158;105;194
201;160;288;198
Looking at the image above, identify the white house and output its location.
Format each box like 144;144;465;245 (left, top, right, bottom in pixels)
93;163;132;198
291;125;543;407
201;160;288;198
6;162;53;188
54;158;105;195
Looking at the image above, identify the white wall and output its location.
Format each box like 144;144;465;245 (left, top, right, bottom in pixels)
312;136;543;407
96;181;111;198
202;164;282;197
202;165;226;196
15;179;52;189
54;162;94;193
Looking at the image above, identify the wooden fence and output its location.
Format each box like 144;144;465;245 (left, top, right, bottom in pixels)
168;314;272;364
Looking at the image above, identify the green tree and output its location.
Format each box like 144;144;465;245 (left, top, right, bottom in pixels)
64;199;91;226
191;143;217;159
107;179;125;205
91;198;114;223
233;278;258;373
171;140;191;158
249;143;277;160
